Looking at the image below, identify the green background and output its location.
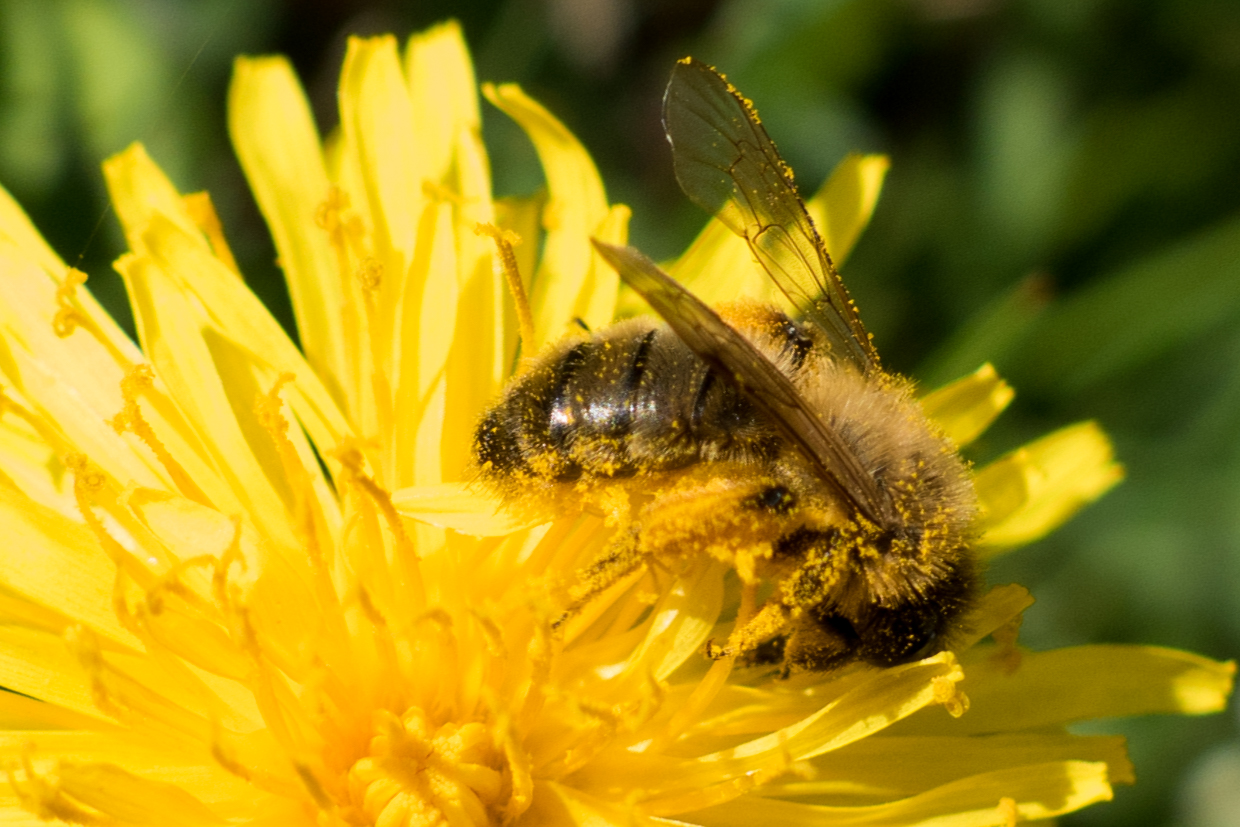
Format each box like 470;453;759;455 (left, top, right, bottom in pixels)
1;0;1237;824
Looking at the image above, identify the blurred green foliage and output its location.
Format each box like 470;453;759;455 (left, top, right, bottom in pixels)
1;0;1237;825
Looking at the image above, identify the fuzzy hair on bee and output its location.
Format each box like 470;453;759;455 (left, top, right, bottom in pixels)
472;58;980;674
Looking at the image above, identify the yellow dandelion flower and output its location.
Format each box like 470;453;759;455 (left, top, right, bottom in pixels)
0;21;1231;827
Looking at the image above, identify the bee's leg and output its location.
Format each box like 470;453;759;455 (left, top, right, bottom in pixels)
707;599;789;660
552;524;646;629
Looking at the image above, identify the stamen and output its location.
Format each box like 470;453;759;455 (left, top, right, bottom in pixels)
64;452;105;493
51;268;89;338
183;191;240;275
999;796;1020;827
9;749;98;824
336;444;426;607
356;586;403;688
65;453;154;587
648;580;753;752
233;605;318;758
933;671;970;718
316;186;366;409
254;373;333;560
317;185;395;462
413;609;460;714
70;622;228;744
644;761;767;816
356;257;382;291
51;268;132;371
423;180;469;206
211;707;305;799
493;713;533;822
293;761;334;811
210;733;252;783
353;257;396;452
211;518;246;610
467;609;508;659
648;734;812;817
515;624;553;734
51;264;143;371
109;364;211;507
143;555;217;616
111;562;142;639
0;385;71;457
476;222;536;361
317;186;370;272
314;185;349;236
990;613;1024;674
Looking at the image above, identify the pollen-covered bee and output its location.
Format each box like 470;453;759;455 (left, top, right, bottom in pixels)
473;58;978;673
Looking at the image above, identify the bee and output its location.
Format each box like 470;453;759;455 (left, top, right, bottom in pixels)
473;58;978;673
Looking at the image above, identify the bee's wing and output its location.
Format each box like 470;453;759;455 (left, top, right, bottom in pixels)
663;57;879;372
593;240;885;523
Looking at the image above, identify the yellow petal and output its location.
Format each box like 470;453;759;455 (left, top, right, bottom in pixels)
612;560;725;682
519;781;633;827
403;26;503;482
724;653;964;764
101;145;200;256
338;36;420;318
920;363;1014;447
392;482;545;536
0;183;63;276
228;55;348;408
0;412;78;535
579;204;631;332
953;584;1034;650
0;626;108;721
900;645;1235;736
0;486;137;649
576;654;964;809
666;214;760;308
44;762;222;826
404;20;480;189
0;730;270;801
0;690;112;730
483;83;625;348
116;248;296;551
0;245;168;494
682;760;1112;826
125;172;353;474
976;421;1124;551
775;732;1131;804
392;199;458;486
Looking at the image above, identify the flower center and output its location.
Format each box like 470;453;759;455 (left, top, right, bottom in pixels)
347;708;504;827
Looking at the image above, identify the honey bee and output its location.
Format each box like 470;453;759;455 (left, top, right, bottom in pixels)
474;58;978;673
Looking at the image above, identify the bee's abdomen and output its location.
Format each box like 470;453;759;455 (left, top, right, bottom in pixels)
475;317;792;483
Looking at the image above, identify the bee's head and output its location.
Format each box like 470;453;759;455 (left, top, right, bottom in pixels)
783;520;977;672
